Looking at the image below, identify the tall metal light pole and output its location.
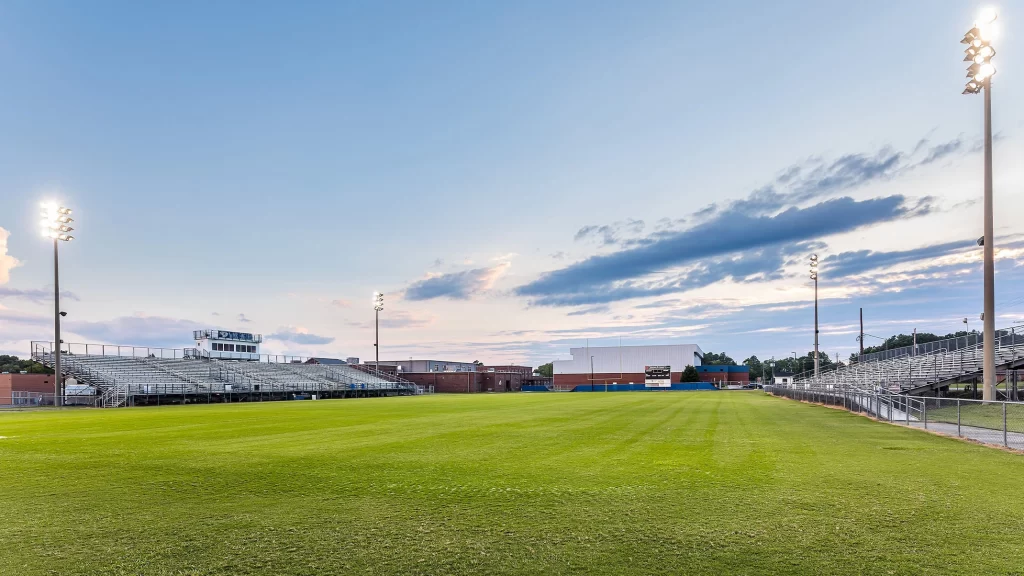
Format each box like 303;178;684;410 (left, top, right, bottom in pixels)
810;254;819;377
961;9;999;400
40;202;74;407
373;292;384;375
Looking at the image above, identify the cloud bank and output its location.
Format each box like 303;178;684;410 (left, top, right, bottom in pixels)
267;328;335;345
405;262;510;301
0;228;21;284
514;138;968;307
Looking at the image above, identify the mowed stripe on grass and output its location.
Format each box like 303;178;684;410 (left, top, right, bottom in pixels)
1;392;1022;575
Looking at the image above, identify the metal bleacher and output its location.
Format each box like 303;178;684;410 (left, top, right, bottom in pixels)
791;326;1024;395
31;341;422;408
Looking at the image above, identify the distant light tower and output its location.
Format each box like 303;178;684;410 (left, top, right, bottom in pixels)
373;292;384;375
962;9;999;401
40;202;74;406
810;254;819;378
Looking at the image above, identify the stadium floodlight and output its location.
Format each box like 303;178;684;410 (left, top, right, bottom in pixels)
372;292;384;374
809;254;819;378
40;202;75;406
961;8;999;401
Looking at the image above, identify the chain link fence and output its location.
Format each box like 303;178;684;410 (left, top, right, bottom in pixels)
0;392;99;409
765;386;1024;450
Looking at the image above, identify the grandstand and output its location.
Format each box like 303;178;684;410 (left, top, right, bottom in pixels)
31;341;425;407
790;325;1024;398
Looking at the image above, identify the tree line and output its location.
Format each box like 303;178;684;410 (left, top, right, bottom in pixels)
0;355;53;375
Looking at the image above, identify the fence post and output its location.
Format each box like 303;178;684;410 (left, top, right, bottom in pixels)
923;399;927;429
957;399;961;437
906;397;910;425
1004;402;1008;447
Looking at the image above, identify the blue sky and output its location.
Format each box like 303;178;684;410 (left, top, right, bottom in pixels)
2;0;1024;367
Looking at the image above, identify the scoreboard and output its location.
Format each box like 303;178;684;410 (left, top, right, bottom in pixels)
645;365;671;388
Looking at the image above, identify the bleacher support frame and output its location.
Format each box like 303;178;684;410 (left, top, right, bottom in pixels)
786;325;1024;398
30;341;426;408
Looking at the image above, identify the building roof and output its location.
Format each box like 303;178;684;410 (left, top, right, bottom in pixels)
307;357;347;365
696;365;749;373
773;371;795;377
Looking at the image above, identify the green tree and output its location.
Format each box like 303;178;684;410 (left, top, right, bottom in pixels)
764;352;838;379
743;355;763;382
680;365;700;382
702;352;735;366
0;355;52;374
534;362;553;377
857;331;973;359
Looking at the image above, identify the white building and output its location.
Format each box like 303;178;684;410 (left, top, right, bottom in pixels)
772;371;795;386
193;329;262;361
552;343;703;384
379;359;478;373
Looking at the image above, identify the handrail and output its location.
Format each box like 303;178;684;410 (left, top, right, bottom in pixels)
857;327;1024;363
31;340;313;365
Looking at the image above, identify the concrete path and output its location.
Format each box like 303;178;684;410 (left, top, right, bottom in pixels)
901;420;1024;451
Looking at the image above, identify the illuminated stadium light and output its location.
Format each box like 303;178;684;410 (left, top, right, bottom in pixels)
961;8;999;400
373;291;384;374
809;254;819;378
40;202;76;406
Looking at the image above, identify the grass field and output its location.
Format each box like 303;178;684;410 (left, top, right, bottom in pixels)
2;392;1023;575
927;401;1024;433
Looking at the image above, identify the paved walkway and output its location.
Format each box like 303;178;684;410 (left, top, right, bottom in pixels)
900;420;1024;451
773;390;1024;451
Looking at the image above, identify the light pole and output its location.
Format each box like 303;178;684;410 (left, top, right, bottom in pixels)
962;9;998;400
40;202;74;407
810;254;819;377
373;292;384;375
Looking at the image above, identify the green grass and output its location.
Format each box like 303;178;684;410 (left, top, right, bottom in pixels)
1;392;1023;575
926;401;1024;433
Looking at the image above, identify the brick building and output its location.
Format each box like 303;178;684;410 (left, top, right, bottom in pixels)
0;373;56;404
400;370;526;393
696;365;750;385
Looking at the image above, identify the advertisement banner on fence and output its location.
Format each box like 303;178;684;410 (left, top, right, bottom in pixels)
645;365;671;388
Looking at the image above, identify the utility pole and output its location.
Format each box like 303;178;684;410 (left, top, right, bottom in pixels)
859;308;864;357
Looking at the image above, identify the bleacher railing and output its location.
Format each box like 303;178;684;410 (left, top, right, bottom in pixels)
765;385;1024;451
856;327;1024;363
32;341;312;365
790;325;1024;392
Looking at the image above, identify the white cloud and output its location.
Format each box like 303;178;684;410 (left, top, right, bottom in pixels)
266;327;335;345
0;228;21;284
